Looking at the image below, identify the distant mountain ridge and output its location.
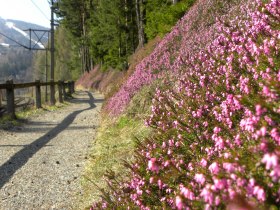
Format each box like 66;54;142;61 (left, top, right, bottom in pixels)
0;18;49;82
0;17;49;52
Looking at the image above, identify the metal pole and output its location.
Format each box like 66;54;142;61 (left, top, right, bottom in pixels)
50;0;55;105
29;29;32;50
45;36;49;103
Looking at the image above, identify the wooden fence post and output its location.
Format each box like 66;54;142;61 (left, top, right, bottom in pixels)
62;81;67;100
67;82;71;95
71;81;75;94
6;80;16;119
58;80;63;103
50;79;55;105
35;80;42;109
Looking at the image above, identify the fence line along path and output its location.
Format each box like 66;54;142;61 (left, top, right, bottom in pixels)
0;90;104;210
0;79;75;118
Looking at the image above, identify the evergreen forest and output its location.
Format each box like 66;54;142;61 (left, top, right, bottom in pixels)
46;0;195;79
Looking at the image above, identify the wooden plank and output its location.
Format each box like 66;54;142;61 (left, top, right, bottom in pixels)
41;81;59;86
0;81;61;89
14;82;37;89
0;84;8;89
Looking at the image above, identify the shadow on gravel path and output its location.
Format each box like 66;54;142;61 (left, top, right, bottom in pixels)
0;91;101;189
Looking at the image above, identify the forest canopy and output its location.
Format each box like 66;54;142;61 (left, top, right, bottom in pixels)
52;0;195;76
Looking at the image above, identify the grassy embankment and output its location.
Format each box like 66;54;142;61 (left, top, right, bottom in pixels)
79;0;280;209
77;37;163;208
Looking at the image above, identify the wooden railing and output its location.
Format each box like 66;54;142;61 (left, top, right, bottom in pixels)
0;80;75;119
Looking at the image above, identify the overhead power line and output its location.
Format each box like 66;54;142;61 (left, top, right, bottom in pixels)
0;30;49;50
30;0;50;21
0;31;29;49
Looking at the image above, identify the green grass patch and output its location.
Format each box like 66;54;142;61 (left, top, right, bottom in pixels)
79;114;151;209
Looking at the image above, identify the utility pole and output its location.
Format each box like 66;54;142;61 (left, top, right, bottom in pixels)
50;0;55;105
45;37;49;102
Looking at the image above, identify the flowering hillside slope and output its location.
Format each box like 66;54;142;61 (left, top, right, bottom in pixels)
92;0;280;209
105;0;248;115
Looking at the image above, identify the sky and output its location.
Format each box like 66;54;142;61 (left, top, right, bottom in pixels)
0;0;51;28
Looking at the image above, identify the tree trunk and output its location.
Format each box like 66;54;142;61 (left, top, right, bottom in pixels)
135;0;145;49
125;0;128;56
118;17;122;58
173;0;178;4
81;47;84;74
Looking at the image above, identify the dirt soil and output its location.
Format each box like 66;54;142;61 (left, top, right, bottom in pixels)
0;91;103;210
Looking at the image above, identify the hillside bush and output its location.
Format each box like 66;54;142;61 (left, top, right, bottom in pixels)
92;0;280;209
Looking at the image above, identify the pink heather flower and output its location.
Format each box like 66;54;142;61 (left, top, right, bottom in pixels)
237;178;246;187
200;186;214;204
262;153;278;170
270;166;280;181
180;185;195;200
160;197;166;202
234;134;242;146
200;158;208;167
259;126;267;137
215;196;221;205
262;86;271;97
265;116;275;126
102;202;108;208
166;188;172;194
249;178;255;187
194;173;206;185
158;179;163;189
213;178;226;190
228;188;236;199
167;149;172;155
213;127;222;134
209;162;220;174
175;196;184;210
164;160;170;167
173;120;179;128
253;186;266;202
223;163;235;173
224;152;231;159
255;104;266;115
188;162;194;171
148;158;159;173
255;126;267;139
271;128;280;143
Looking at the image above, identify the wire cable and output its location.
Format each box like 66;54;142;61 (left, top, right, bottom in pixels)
0;31;29;49
30;0;50;21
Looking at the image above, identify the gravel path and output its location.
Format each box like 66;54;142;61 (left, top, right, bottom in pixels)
0;91;103;210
